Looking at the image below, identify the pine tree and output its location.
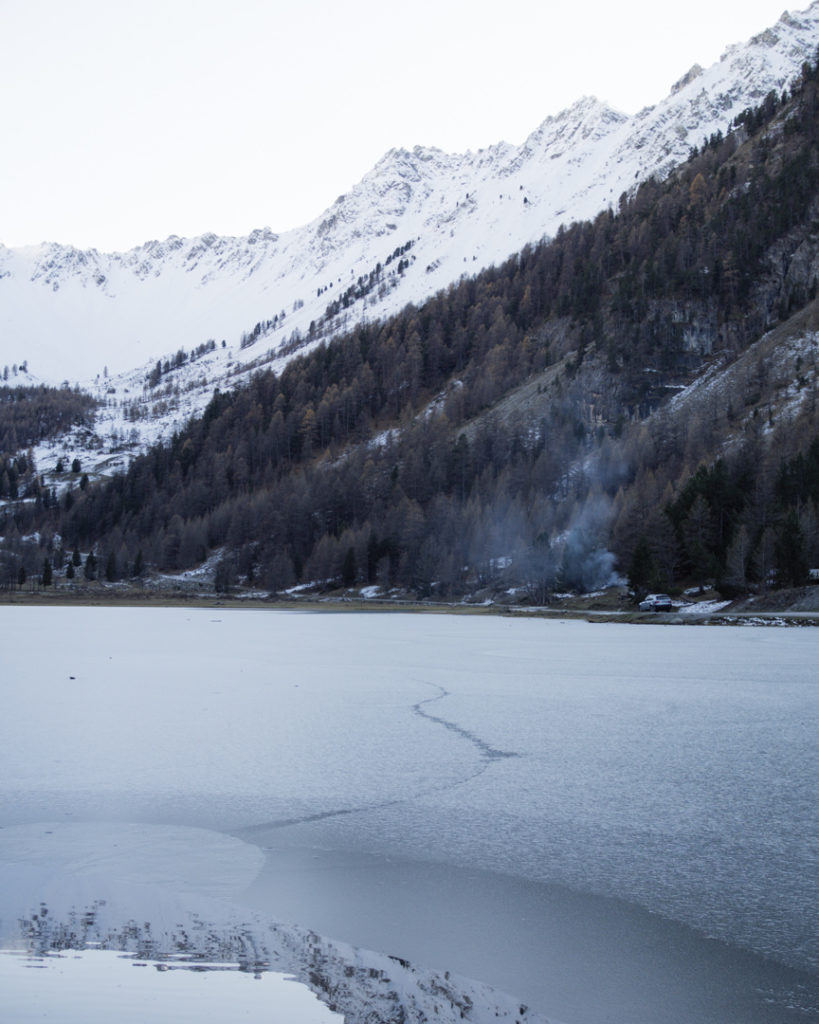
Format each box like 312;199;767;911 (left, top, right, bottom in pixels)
84;551;97;581
627;536;655;592
341;546;357;587
775;509;809;587
722;523;750;594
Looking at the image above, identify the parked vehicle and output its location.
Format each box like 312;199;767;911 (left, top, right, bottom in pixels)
639;593;673;612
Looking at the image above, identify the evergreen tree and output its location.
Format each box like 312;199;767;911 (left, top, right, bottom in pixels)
754;526;777;591
721;523;750;594
627;536;655;592
214;555;234;594
775;509;809;587
42;557;52;587
683;494;718;586
84;551;97;581
341;546;357;587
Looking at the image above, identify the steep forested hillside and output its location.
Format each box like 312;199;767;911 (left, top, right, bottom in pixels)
0;384;98;457
5;56;819;598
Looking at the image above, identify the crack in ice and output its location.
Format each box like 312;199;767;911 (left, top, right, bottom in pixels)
238;682;518;836
411;683;518;762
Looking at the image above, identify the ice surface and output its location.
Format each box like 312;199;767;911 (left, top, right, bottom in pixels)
1;607;818;1022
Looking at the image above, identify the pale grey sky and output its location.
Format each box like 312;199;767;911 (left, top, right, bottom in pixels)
0;0;803;250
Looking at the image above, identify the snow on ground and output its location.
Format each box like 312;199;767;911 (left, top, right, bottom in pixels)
152;550;224;589
676;598;733;614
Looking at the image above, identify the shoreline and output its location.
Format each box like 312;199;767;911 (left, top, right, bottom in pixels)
2;584;819;625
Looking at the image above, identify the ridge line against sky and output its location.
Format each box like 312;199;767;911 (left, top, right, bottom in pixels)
0;0;808;252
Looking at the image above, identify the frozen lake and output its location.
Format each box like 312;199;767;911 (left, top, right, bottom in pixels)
1;607;817;1023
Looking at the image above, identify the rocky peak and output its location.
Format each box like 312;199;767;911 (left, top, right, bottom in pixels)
672;64;704;95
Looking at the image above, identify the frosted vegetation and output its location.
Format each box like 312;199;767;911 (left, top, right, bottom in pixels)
2;608;817;1023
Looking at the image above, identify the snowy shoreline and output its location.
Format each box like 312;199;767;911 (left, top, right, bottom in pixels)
3;584;819;627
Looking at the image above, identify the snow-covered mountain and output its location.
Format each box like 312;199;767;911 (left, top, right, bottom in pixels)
4;2;819;470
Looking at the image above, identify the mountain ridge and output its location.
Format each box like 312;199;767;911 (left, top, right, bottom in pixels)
3;2;819;397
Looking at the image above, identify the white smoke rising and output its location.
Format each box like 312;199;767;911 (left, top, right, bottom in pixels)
552;495;620;593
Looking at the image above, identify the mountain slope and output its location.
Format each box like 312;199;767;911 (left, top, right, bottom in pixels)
7;56;819;602
2;2;819;423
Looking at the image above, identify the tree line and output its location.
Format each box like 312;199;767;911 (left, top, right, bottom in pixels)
0;384;98;454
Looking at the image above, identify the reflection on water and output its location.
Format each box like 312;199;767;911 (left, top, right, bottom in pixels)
241;844;819;1024
0;948;341;1023
0;822;552;1024
4;897;541;1024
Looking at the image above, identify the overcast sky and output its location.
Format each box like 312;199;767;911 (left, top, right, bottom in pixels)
0;0;803;251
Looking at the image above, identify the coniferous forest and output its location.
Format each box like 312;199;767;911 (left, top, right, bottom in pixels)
5;57;819;597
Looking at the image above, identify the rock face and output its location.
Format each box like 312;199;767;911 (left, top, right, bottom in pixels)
672;64;704;94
